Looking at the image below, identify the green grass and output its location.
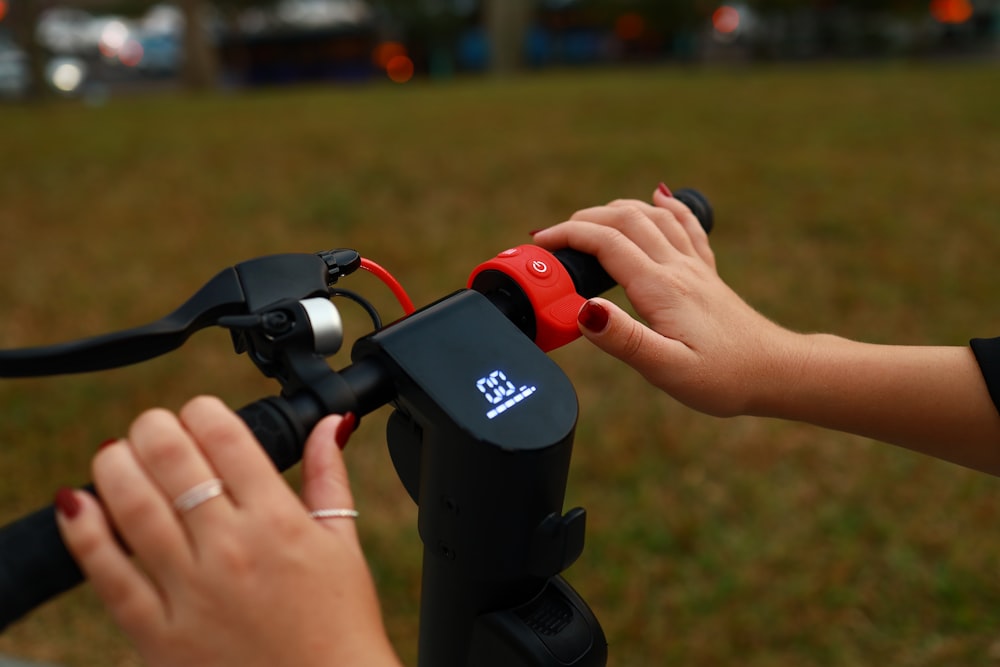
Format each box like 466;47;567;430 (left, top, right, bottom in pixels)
2;62;1000;666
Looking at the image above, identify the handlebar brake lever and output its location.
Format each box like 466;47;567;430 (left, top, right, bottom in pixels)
0;250;361;378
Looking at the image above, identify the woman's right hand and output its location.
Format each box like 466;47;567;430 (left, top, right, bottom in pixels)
533;185;801;418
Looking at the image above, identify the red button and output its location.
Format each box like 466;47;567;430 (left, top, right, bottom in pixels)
527;258;551;278
498;248;521;258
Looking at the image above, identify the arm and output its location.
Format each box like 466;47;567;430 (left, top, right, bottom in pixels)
533;186;1000;476
753;334;1000;475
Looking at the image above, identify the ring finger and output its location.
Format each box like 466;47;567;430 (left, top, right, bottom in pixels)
127;408;235;542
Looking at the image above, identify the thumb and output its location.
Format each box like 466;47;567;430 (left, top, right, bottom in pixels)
577;298;686;377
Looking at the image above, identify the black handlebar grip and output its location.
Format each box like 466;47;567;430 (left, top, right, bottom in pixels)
675;188;714;236
236;397;316;473
235;361;390;473
0;493;86;631
552;188;714;299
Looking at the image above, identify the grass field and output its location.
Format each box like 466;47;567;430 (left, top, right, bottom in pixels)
1;62;1000;666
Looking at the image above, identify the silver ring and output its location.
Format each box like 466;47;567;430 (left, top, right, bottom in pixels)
173;478;225;513
310;508;359;519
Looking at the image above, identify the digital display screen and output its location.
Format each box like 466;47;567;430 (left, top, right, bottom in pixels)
354;289;577;450
475;369;537;420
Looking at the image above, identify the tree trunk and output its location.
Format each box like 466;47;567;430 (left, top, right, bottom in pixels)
484;0;533;75
9;0;52;100
178;0;218;90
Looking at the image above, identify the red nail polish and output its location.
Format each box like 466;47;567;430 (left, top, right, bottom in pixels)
578;301;609;333
335;413;357;450
528;229;543;236
657;182;673;198
54;487;82;519
98;438;118;451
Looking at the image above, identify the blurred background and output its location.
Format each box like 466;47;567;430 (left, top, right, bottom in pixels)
0;0;999;98
1;1;1000;667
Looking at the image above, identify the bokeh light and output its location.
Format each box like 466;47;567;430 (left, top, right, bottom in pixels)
712;6;741;35
373;41;413;83
118;39;144;68
98;20;129;58
0;1;8;23
373;41;407;69
46;58;86;93
386;55;414;83
51;64;82;92
614;13;645;41
930;0;974;24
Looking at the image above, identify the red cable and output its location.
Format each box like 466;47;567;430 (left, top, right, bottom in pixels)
360;257;416;315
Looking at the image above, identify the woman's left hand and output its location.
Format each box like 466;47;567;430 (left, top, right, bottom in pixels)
56;395;401;667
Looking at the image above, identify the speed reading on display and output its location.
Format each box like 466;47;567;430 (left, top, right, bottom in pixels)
475;369;537;420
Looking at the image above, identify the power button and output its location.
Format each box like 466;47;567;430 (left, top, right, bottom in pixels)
527;258;552;278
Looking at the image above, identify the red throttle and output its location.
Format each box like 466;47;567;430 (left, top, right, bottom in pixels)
468;245;585;353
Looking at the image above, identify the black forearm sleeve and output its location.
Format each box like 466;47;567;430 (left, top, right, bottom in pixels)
970;337;1000;415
